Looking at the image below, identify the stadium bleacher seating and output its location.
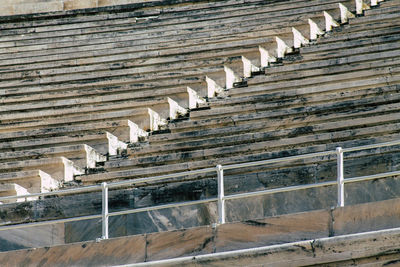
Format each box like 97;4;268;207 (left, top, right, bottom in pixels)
0;0;400;264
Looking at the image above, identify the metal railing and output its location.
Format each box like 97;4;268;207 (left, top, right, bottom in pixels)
1;139;400;240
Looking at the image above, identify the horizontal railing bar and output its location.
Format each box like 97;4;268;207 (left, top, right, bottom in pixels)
223;150;336;170
344;170;400;184
343;139;400;153
0;213;102;232
108;167;217;188
0;184;102;202
109;198;218;217
224;180;337;201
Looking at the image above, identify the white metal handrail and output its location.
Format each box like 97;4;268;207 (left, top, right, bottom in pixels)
0;140;399;240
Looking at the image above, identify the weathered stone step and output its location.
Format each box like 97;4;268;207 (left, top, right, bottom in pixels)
0;132;115;156
127;110;400;161
0;2;305;42
0;52;242;81
300;24;400;56
194;67;399;119
150;90;400;145
0;5;340;76
0;17;307;74
0;0;350;46
197;80;400;120
0;144;105;169
0;2;348;73
0;0;305;34
233;64;399;98
0;75;202;102
0;16;294;62
0;82;191;106
349;4;400;25
0;120;131;143
267;37;400;76
0;89;175;118
363;4;400;18
0;170;59;200
2;37;396;108
314;13;400;46
0;63;222;90
0;96;170;127
261;54;400;86
0;0;275;30
0;183;31;203
0;107;148;132
0;157;83;183
118;111;400;168
78;127;400;184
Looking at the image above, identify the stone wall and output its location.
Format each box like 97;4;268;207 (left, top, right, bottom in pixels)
1;197;400;266
1;175;400;252
0;0;159;16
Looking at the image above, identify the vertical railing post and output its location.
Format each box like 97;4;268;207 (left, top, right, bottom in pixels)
216;165;225;224
336;147;344;207
101;182;109;239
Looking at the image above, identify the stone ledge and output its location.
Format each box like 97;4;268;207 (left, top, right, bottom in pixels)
133;227;400;266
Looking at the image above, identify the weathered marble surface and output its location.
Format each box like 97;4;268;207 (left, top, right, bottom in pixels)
146;226;214;261
137;227;400;267
215;209;330;252
1;175;400;251
0;233;146;267
1;198;400;266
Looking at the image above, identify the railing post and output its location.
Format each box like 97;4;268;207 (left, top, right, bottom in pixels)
216;165;225;224
336;147;344;207
101;182;109;239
